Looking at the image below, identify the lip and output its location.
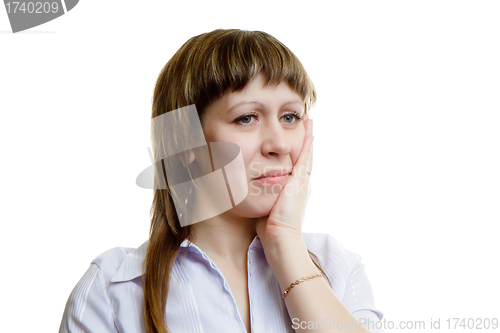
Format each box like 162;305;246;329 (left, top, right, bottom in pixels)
253;167;293;180
253;173;290;185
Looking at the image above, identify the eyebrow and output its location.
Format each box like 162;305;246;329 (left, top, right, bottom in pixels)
226;100;303;114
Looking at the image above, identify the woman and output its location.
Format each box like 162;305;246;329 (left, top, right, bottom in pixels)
59;29;384;333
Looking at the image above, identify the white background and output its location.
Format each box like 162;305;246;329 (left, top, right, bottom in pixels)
1;1;499;332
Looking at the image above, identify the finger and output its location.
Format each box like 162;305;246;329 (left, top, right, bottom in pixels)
307;139;313;174
305;115;313;174
304;115;313;137
292;119;314;178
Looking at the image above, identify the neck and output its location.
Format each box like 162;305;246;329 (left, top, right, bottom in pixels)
189;212;257;268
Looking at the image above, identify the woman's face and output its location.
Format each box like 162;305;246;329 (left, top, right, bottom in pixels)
200;72;306;218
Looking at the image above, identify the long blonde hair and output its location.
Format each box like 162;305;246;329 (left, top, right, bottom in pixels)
144;29;329;333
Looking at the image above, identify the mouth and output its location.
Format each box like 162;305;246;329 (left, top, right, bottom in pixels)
254;172;292;180
252;172;292;185
253;167;293;180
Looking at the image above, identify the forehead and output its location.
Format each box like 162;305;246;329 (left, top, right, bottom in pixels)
211;74;303;115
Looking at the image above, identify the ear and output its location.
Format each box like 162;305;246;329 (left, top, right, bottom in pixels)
179;149;196;167
187;149;196;165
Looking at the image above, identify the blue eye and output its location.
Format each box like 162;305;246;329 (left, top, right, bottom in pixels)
234;111;302;126
282;111;302;124
241;115;254;124
235;112;259;126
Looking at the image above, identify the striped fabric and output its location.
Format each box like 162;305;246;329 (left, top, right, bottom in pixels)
59;233;384;333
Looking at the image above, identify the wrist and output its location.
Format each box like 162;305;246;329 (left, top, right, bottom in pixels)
261;235;307;261
262;237;320;291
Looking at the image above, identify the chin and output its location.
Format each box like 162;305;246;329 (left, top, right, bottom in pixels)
233;193;278;218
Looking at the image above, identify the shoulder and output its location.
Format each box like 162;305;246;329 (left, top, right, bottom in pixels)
59;245;139;332
302;232;361;272
59;243;148;332
90;246;136;278
90;242;147;284
92;246;136;266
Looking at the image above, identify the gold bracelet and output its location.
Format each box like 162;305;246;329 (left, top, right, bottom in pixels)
282;273;323;299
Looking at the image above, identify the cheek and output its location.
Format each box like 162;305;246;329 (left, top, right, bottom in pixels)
212;134;257;176
239;143;259;175
290;134;305;165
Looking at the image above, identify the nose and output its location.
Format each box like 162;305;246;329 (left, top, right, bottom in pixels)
260;119;291;157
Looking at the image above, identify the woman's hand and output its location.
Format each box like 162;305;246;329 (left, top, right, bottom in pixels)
255;114;314;248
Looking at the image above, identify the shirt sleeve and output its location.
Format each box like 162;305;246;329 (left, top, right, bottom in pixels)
59;263;117;333
343;259;385;333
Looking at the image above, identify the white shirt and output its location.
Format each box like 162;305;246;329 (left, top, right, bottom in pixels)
59;233;384;333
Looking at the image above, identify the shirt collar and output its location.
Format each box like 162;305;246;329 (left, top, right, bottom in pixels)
110;240;149;283
111;235;262;283
181;235;263;251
